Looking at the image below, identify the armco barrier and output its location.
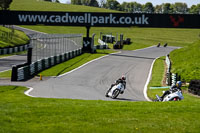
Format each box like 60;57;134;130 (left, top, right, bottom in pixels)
165;55;180;86
0;44;29;55
165;55;171;85
13;48;82;81
188;80;200;96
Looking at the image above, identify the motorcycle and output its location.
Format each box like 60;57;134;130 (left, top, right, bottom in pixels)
105;83;125;99
155;88;184;102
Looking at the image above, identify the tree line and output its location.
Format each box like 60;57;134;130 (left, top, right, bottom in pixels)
71;0;200;14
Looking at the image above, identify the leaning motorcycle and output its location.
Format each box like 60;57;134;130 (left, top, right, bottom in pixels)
155;88;184;102
105;83;125;99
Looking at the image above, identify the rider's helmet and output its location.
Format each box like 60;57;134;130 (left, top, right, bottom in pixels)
176;81;182;88
121;75;126;80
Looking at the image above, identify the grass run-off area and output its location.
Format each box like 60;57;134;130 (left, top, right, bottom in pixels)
0;26;29;48
0;85;199;133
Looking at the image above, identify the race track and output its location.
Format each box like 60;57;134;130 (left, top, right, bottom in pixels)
29;46;177;101
0;26;177;101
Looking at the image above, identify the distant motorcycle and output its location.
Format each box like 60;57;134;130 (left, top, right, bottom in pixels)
105;83;125;99
155;88;184;102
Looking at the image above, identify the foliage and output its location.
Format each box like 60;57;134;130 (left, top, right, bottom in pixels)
0;0;12;10
189;4;200;14
121;2;142;13
89;0;99;7
105;0;121;10
172;2;188;14
143;2;154;13
71;0;99;7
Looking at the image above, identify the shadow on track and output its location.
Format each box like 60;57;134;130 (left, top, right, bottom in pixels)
110;53;155;60
115;98;139;101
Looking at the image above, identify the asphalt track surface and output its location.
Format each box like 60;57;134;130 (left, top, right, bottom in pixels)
0;54;27;72
28;46;177;101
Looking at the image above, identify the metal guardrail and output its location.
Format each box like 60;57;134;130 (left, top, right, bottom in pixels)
165;55;178;86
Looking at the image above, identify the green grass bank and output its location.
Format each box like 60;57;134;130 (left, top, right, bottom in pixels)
170;40;200;82
0;26;29;48
0;85;199;133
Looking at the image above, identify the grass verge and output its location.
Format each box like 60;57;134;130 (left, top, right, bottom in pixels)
147;56;167;100
0;70;11;78
0;85;199;133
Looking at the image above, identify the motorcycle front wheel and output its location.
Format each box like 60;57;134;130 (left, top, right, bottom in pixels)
111;89;120;99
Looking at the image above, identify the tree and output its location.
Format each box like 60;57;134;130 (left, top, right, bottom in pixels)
71;0;81;5
99;0;106;8
89;0;99;7
162;3;173;14
121;2;128;12
189;4;200;14
121;2;142;13
172;2;188;14
143;2;154;13
155;5;162;13
106;0;120;10
0;0;12;10
81;0;89;6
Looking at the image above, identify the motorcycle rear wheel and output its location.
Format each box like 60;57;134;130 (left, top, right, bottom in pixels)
171;97;180;101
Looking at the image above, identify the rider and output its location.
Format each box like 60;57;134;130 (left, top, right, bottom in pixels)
106;75;126;96
159;81;182;101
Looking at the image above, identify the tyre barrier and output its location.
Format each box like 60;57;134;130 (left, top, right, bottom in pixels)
96;39;109;49
114;41;123;49
95;45;108;49
11;48;82;81
0;44;29;55
165;55;181;86
188;80;200;96
123;38;131;45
